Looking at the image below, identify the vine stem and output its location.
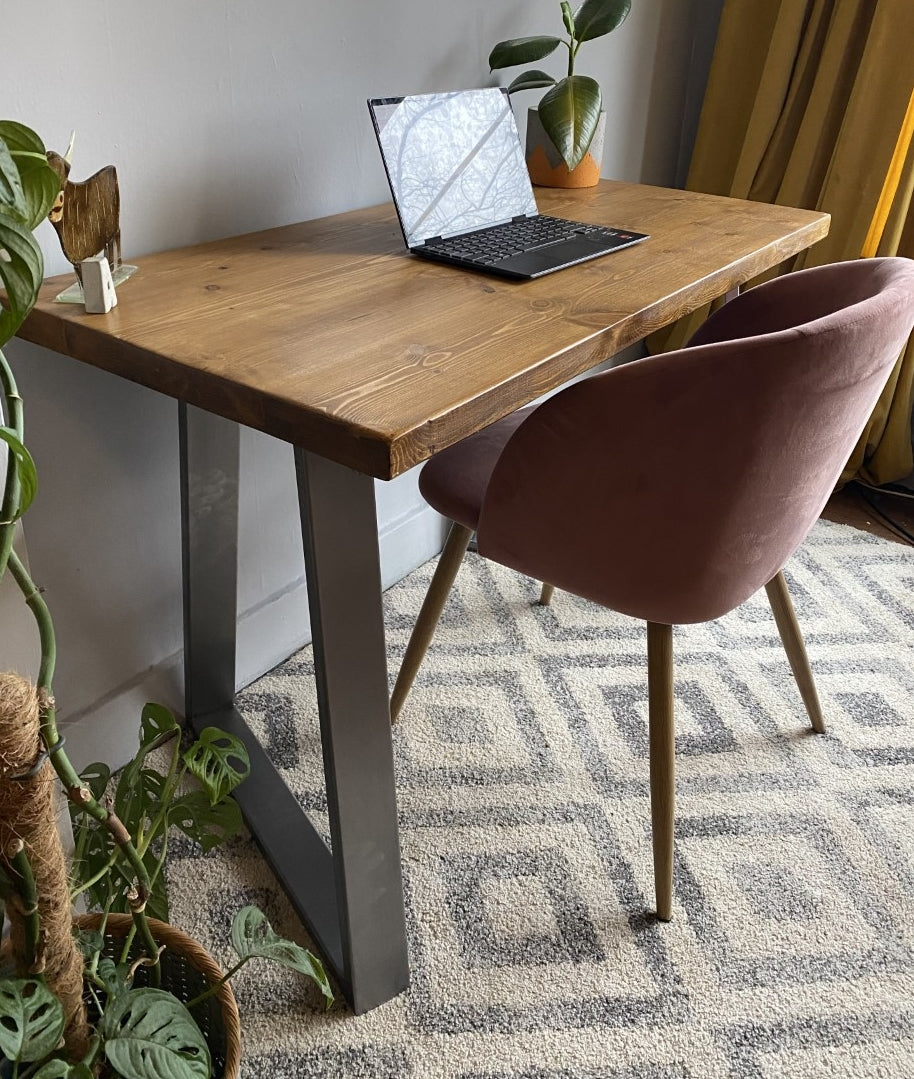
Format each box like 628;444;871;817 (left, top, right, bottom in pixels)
184;956;249;1009
3;840;40;971
69;851;119;901
0;348;24;580
6;547;161;977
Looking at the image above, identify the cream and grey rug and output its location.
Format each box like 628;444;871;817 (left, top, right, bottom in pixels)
165;519;914;1078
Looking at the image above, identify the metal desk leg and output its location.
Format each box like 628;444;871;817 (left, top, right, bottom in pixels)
179;403;239;717
179;403;408;1013
295;448;410;1013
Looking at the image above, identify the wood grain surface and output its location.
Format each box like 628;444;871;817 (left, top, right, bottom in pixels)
19;181;829;479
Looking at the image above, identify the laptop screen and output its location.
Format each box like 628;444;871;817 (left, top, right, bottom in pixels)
369;88;538;248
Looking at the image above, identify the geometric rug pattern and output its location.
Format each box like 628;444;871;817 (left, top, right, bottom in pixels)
164;519;914;1078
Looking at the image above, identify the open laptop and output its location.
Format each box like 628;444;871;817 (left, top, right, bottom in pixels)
367;87;648;280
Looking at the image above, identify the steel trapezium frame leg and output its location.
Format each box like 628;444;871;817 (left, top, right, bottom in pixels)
294;448;409;1013
179;402;409;1013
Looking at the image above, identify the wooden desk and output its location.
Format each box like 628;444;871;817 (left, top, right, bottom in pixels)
19;181;829;1013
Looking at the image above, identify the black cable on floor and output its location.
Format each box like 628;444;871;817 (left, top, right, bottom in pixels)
852;482;914;546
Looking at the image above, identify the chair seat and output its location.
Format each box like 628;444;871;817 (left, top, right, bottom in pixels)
418;405;536;530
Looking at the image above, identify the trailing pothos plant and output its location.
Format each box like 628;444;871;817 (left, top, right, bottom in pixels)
0;122;332;1079
488;0;632;171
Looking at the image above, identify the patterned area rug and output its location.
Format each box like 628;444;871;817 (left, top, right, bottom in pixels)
165;519;914;1078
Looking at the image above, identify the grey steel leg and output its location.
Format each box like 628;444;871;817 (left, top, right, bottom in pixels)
295;448;410;1014
179;403;239;717
179;405;408;1012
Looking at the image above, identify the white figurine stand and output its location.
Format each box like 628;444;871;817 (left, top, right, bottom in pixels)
79;255;118;314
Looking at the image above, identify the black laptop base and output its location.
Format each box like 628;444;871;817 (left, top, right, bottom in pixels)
416;226;647;280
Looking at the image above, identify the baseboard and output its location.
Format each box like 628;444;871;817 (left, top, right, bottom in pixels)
59;655;185;774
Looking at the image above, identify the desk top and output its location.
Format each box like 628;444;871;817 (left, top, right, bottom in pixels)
21;181;829;480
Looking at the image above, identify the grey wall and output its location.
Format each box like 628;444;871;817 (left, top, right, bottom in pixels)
2;0;721;770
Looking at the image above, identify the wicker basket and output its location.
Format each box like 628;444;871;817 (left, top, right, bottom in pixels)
76;912;241;1078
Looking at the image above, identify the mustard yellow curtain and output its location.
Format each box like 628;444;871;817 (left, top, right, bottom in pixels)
652;0;914;486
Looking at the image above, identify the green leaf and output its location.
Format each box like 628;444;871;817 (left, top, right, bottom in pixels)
538;74;603;170
139;702;180;750
107;704;179;849
118;764;168;828
489;35;562;70
142;855;170;923
0;122;47;157
64;1062;94;1078
71;823;117;912
0;137;28;223
86;833;167;920
231;906;334;1009
32;1060;72;1078
13;153;60;232
0;978;65;1063
506;70;557;94
95;956;132;1000
32;1062;66;1078
0;214;44;346
101;988;210;1079
182;727;250;806
77;761;112;802
0;425;37;521
0;130;58;229
74;927;105;961
573;0;632;42
168;790;244;852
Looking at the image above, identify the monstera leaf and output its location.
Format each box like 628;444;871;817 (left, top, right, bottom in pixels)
0;123;60;347
100;988;210;1079
139;701;181;749
0;978;65;1064
231;905;334;1008
182;726;250;806
32;1061;94;1078
168;789;244;852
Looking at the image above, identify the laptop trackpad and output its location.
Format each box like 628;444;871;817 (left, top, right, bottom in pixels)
492;233;638;279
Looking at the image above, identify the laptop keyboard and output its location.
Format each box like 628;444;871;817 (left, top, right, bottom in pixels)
424;215;633;266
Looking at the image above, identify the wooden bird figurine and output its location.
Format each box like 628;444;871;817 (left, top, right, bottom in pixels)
46;136;121;283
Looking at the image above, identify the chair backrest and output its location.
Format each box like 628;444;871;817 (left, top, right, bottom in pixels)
476;257;914;625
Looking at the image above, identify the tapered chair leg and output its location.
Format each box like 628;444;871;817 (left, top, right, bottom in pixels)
539;583;555;605
390;522;473;723
647;621;675;922
764;571;826;734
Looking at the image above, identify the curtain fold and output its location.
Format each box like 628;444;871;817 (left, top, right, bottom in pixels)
651;0;914;485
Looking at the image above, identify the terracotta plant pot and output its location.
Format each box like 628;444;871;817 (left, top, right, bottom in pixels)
525;108;606;189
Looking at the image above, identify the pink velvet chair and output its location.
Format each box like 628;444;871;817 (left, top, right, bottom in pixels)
390;256;914;921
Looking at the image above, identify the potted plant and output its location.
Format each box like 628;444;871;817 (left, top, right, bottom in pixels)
488;0;632;186
0;122;332;1078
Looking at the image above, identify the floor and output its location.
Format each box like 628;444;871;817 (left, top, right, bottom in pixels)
823;481;914;546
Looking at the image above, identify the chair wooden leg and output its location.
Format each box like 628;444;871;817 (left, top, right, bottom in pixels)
539;583;555;605
764;571;826;734
647;621;675;922
389;522;473;723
